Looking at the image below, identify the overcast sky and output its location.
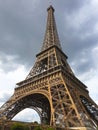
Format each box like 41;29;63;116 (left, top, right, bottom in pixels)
0;0;98;122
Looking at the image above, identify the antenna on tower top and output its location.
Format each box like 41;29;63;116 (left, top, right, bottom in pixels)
49;0;52;5
48;0;53;7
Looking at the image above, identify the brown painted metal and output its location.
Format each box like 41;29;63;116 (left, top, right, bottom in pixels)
0;5;98;130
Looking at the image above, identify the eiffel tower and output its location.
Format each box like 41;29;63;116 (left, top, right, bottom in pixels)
0;5;98;130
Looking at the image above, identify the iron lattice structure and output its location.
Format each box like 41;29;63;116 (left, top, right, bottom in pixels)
0;6;98;130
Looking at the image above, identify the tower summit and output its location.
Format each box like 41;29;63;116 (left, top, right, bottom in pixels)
0;6;98;130
41;5;62;51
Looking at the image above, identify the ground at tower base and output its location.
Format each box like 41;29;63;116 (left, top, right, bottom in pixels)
0;120;97;130
0;120;64;130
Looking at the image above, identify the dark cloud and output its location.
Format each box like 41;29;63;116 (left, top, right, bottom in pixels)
53;0;90;14
72;54;94;75
0;0;43;70
0;0;98;77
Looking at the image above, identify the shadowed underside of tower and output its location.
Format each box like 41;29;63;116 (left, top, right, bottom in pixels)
0;5;98;130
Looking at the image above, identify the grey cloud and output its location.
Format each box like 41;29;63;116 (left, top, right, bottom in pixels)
0;52;20;72
0;93;11;103
0;0;43;70
72;58;94;75
50;0;90;14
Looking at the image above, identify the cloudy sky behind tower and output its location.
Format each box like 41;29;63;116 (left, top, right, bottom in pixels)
0;0;98;122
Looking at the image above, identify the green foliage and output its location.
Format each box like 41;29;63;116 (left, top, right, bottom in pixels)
33;121;39;124
24;125;29;130
10;123;24;130
33;126;43;130
10;123;29;130
46;127;55;130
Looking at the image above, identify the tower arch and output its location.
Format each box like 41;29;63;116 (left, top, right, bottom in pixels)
1;92;51;125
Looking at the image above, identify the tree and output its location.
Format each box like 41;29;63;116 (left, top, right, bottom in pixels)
33;121;38;124
33;126;43;130
24;125;29;130
46;127;55;130
10;123;29;130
